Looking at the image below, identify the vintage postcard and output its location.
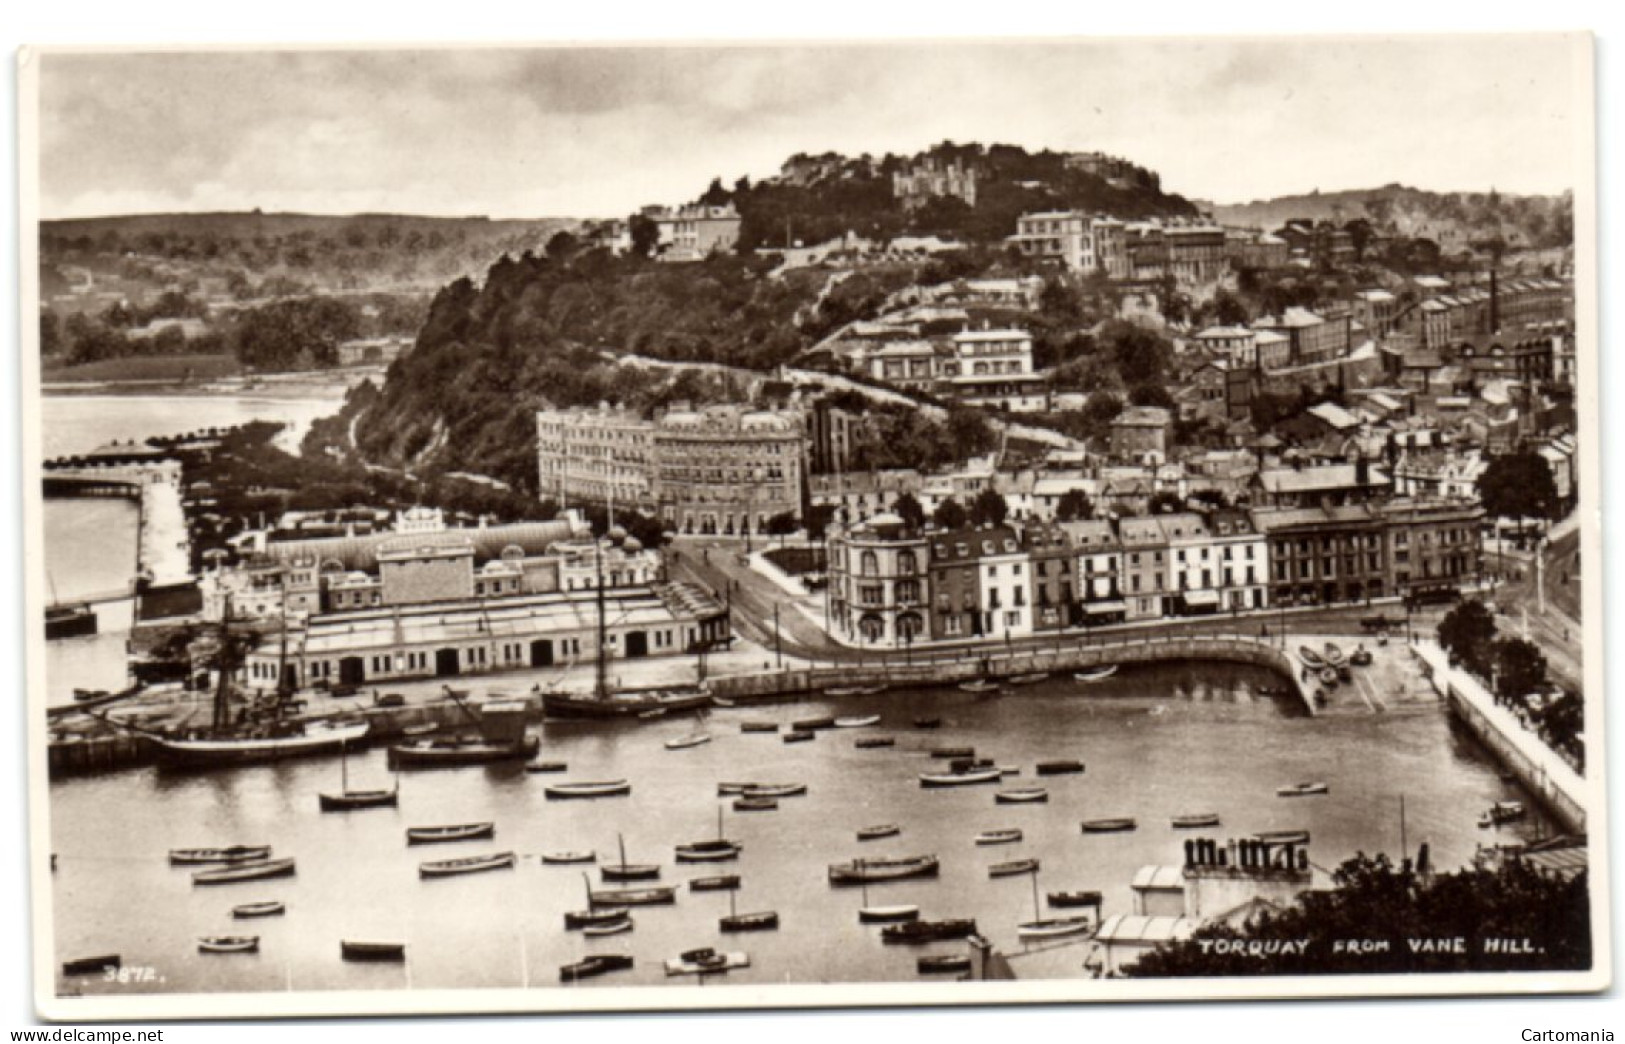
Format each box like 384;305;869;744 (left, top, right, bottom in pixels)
19;34;1605;1022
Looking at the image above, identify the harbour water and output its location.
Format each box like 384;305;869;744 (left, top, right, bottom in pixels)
41;392;343;459
49;664;1541;997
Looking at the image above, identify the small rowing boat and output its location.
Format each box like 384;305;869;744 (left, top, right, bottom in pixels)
192;858;296;886
664;732;713;751
958;679;1001;694
930;746;975;759
741;783;807;798
913;717;942;729
828;854;939;885
791;716;836;731
1047;890;1103;908
1298;646;1326;670
733;797;777;812
1254;829;1311;845
1171;813;1221;829
996;787;1049;804
1007;672;1048;686
545;780;632;800
1016;916;1093;940
1350;645;1374;667
860;904;921;924
917;954;971;974
1081;818;1137;834
541;851;597;865
583;917;633;938
881;919;977;944
231;901;286;919
782;730;815;744
857;823;901;842
418;851;516;879
1073;664;1118;682
341;940;405;962
720;910;779;933
559;954;633;981
319;786;398;812
675;840;742;863
1322;642;1347;667
406;822;494;845
834;715;880;728
740;721;779;733
169;845;271;866
855;736;896;749
1035;760;1084;776
588;885;676;906
524;760;568;773
1319;667;1339;687
975;828;1023;846
689;874;740;892
198;935;259;954
664;947;749;976
564;907;629;929
1276;781;1329;798
919;767;1002;788
989;858;1039;878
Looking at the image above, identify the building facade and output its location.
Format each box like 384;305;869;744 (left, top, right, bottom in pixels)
652;405;805;537
826;514;930;646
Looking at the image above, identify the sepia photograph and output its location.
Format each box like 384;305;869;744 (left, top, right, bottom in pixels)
15;26;1607;1024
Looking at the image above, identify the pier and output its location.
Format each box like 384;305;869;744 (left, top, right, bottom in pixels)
1413;641;1587;833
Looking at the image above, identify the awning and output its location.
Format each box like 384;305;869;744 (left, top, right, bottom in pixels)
1084;600;1128;614
1182;590;1221;606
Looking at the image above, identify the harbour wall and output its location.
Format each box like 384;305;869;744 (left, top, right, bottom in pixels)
1412;641;1586;834
47;636;1306;780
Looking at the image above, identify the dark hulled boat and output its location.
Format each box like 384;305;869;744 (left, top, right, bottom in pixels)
341;940;405;963
881;919;977;944
406;822;495;845
418;851;516;879
169;845;271;866
828;854;939;885
559;954;634;981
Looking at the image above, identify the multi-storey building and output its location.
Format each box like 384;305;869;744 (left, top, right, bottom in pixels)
665;203;741;262
1110;406;1173;464
1255;307;1352;367
927;526;989;640
536;406;657;512
826;514;930;646
1380;499;1484;604
1254;504;1389;608
976;526;1032;641
1118;516;1170;620
1253;460;1390;508
1206;508;1269;612
1353;289;1400;339
1011;211;1095;271
1161;512;1220;615
652;405;805;537
1060;519;1127;625
1023;522;1079;631
941;328;1047;412
1190;326;1257;367
892;157;977;210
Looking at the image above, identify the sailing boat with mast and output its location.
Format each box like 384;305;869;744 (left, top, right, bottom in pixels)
718;880;778;932
318;739;398;812
387;687;540;768
601;833;661;882
1015;865;1093;940
146;595;368;767
539;537;712;720
675;806;742;863
854;858;921;924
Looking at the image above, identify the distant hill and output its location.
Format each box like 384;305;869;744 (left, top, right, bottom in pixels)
43;210;573;244
1209;184;1572;252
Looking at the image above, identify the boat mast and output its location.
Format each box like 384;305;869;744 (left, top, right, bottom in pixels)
212;594;234;733
595;540;609;700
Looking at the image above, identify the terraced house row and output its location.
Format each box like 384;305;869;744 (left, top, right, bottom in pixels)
824;498;1483;647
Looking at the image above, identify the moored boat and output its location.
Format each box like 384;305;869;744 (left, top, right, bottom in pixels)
583;917;633;937
151;718;370;769
930;746;975;759
1035;759;1084;776
828;854;939;885
602;834;660;881
1007;672;1048;686
1253;829;1311;845
341;940;405;962
689;874;741;892
881;918;977;944
917;954;972;974
913;717;942;729
386;733;539;770
1171;813;1222;829
418;851;516;879
192;858;296;886
989;858;1040;878
664;732;713;751
782;730;815;744
733;797;777;812
974;829;1023;846
231;901;286;919
855;736;896;749
791;716;836;731
542;686;712;721
834;715;881;728
1047;890;1103;909
958;679;1001;694
1298;646;1326;670
545;779;632;800
588;885;676;906
1350;645;1374;667
1073;664;1118;683
564;907;629;929
740;721;780;733
319;786;398;812
198;935;259;954
824;684;888;697
541;851;597;865
675;841;741;863
720;909;780;933
405;822;495;845
1276;781;1329;798
860;904;921;924
857;823;901;842
663;948;749;976
996;787;1049;804
169;845;271;866
1323;642;1347;667
559;954;634;981
919;767;1002;788
1016;916;1093;940
741;783;807;799
1479;801;1527;828
1081;818;1137;834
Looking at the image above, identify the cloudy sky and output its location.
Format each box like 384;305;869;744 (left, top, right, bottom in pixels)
36;36;1587;220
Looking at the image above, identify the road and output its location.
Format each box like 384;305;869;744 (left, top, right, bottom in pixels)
668;534;1454;671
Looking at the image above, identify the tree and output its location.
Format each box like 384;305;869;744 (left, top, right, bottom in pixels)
1055;489;1093;522
628;214;660;258
544;230;580;263
969;488;1008;527
1437;599;1497;676
699;177;731;206
1099;320;1174;388
1493;637;1547;702
893;492;926;530
1211;293;1249;327
932;497;968;531
1479;451;1560;524
764;510;798;546
803;503;837;543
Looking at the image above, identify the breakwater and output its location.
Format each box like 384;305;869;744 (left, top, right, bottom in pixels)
1413;641;1586;833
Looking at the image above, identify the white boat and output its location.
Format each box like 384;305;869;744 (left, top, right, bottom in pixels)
919;767;1003;788
583;917;633;937
834;715;881;729
859;904;921;924
974;829;1023;846
824;684;888;697
663;948;750;976
153;719;369;768
664;733;713;751
857;824;901;841
1276;781;1330;798
996;787;1049;804
1073;664;1118;682
1016;915;1094;940
545;779;632;799
958;679;1001;694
